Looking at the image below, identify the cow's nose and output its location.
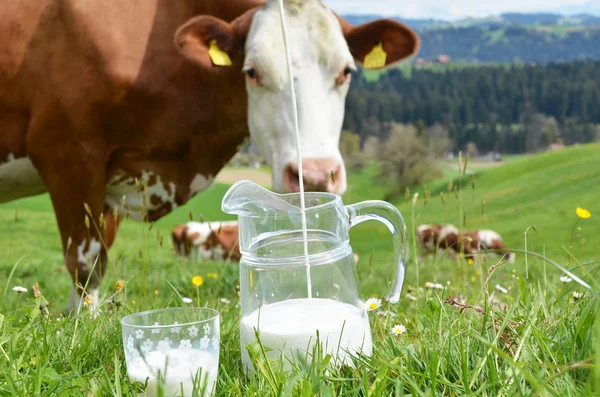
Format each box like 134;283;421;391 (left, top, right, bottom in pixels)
283;158;343;193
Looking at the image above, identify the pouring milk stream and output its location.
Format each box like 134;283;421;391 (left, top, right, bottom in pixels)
276;0;313;302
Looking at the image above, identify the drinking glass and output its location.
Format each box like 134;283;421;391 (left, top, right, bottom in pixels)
121;307;220;396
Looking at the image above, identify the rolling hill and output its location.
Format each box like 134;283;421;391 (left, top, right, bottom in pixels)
343;12;600;64
1;144;598;309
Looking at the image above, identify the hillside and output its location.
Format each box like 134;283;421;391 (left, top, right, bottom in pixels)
2;144;597;299
343;12;600;63
343;143;600;263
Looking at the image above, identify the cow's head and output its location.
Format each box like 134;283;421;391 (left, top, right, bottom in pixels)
175;0;419;193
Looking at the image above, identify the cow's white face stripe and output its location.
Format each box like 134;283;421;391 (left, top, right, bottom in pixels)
244;0;350;193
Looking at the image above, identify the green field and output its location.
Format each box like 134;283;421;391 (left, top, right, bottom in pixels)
1;144;598;395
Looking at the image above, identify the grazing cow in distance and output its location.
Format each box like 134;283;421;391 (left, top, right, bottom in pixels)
450;230;516;264
416;223;459;256
0;0;419;309
172;221;241;262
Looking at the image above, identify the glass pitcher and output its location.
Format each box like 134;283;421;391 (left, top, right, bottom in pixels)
221;180;408;372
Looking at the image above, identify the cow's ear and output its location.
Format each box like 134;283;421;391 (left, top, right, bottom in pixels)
174;9;257;69
339;18;420;69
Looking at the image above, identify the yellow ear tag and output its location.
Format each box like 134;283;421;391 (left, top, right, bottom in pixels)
208;40;232;67
363;42;387;69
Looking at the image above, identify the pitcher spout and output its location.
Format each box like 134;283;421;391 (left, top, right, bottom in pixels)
221;180;293;217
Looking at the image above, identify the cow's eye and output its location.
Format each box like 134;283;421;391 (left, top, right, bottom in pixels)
336;64;355;85
244;67;260;84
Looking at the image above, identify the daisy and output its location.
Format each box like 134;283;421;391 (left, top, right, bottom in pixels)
495;284;508;294
425;282;444;290
364;298;382;312
560;276;573;283
391;324;407;336
12;286;27;293
219;298;231;305
572;291;583;301
182;297;193;304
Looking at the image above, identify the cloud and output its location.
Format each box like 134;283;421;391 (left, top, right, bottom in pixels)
323;0;593;19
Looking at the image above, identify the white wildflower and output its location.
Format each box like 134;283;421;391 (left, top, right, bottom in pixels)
406;294;417;301
560;276;573;283
363;298;382;312
219;298;231;304
425;282;444;290
12;286;27;293
495;284;508;294
391;324;407;336
182;297;193;304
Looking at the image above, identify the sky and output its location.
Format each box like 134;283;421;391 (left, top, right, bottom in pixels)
324;0;600;20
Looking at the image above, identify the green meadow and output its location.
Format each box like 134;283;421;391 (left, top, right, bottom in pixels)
0;144;599;395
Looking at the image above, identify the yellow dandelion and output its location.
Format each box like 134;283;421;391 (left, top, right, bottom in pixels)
467;258;474;265
576;207;591;219
154;289;159;295
475;269;482;276
114;279;125;294
471;276;476;283
192;275;204;287
207;273;218;279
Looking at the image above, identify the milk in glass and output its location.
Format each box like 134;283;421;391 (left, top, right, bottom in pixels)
128;348;218;396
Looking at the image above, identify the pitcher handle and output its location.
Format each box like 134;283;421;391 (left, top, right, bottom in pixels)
346;201;409;304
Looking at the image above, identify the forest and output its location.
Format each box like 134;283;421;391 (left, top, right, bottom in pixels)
344;61;600;154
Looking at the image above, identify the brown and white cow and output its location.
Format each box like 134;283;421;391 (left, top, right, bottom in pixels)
449;230;516;264
0;0;419;309
416;223;459;256
172;221;241;262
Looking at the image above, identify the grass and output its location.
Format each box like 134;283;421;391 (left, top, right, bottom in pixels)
0;144;599;395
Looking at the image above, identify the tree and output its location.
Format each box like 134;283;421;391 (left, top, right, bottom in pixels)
363;136;381;159
426;123;453;158
379;123;442;198
339;131;361;157
465;142;479;157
